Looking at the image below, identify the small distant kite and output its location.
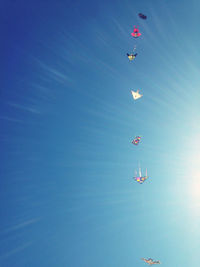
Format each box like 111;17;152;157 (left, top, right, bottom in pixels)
142;258;161;265
132;136;141;145
131;26;141;38
134;168;148;184
138;13;147;20
131;90;143;100
127;53;138;61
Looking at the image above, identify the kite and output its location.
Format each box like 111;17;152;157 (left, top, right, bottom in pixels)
132;136;141;145
127;53;138;61
138;13;147;20
134;168;148;184
141;258;161;265
131;26;141;38
131;90;143;100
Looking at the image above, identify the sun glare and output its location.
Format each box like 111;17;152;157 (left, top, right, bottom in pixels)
189;172;200;200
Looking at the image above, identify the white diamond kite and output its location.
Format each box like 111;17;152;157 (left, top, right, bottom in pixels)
131;90;143;100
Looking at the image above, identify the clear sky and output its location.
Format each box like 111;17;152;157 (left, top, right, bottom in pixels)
0;0;200;266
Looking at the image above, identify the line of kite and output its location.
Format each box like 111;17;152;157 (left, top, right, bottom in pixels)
126;12;162;265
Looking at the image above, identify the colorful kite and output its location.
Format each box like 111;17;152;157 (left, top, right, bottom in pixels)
132;136;141;145
127;53;138;61
134;168;148;184
131;90;143;100
131;26;141;38
141;258;161;265
134;176;148;184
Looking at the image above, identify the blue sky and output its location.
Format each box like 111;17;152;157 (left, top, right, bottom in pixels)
0;0;200;266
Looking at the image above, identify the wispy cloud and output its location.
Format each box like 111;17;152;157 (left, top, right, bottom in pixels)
8;103;41;114
2;218;40;234
35;59;71;85
0;242;32;259
0;116;23;123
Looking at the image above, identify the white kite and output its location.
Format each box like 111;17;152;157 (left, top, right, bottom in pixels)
131;90;143;100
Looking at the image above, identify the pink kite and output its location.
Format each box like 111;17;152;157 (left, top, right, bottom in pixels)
131;26;141;38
